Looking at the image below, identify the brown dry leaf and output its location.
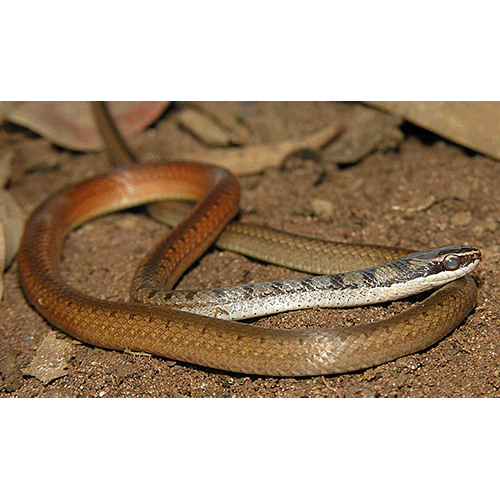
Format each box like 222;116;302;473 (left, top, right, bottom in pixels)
0;189;25;268
180;121;342;175
22;332;74;384
0;101;23;125
184;102;253;146
176;107;235;147
3;101;170;152
233;102;403;166
366;101;500;161
0;150;14;188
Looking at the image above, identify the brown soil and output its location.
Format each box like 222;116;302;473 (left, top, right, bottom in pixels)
1;103;499;398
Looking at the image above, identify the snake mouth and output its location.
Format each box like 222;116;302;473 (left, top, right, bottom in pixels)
460;248;482;268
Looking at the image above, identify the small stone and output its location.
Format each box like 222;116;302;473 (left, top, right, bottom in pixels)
450;211;472;226
310;198;334;217
472;217;498;237
448;180;471;201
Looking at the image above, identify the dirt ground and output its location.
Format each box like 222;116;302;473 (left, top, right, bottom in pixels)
1;102;499;398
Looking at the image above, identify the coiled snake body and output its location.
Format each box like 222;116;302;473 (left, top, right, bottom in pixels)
18;161;480;376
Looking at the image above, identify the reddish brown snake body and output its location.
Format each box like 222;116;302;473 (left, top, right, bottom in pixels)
17;160;478;376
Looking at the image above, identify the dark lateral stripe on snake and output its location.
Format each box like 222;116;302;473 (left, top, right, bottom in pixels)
134;246;479;321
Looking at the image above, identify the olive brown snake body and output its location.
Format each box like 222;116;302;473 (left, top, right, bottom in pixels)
16;104;481;376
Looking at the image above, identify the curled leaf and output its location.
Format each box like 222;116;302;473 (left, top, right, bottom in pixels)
5;101;170;152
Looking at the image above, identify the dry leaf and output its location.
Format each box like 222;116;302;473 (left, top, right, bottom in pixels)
184;102;253;146
179;122;342;175
22;332;74;384
177;108;235;147
0;101;23;125
366;101;500;161
0;189;25;268
0;150;14;188
4;101;170;152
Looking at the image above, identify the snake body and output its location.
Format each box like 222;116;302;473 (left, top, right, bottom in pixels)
18;161;480;376
133;245;478;321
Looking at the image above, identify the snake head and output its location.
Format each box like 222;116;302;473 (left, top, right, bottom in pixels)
406;245;481;282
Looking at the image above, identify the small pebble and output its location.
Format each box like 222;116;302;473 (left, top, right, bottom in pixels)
450;211;472;226
310;198;334;217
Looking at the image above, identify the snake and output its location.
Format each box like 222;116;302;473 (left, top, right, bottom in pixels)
16;103;481;377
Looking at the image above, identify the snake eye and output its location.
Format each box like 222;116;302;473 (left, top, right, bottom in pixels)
443;254;461;270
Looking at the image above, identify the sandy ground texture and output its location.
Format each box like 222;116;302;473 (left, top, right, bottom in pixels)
1;102;499;398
